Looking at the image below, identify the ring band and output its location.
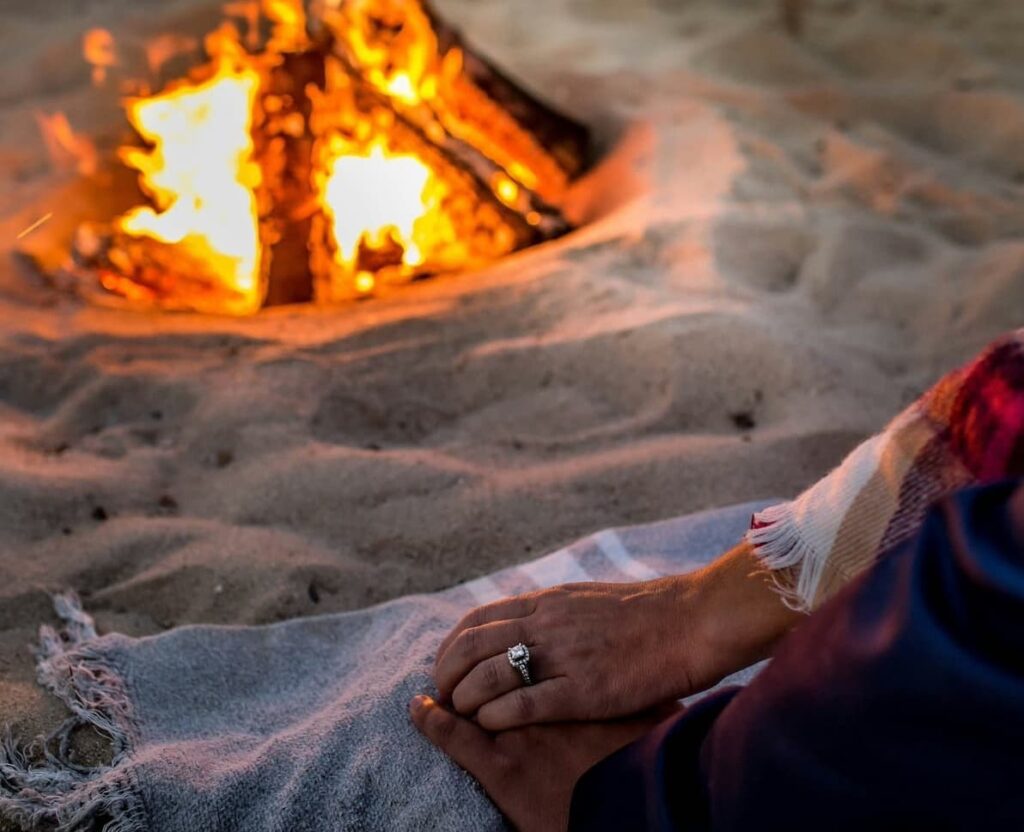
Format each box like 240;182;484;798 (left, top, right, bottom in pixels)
507;642;532;686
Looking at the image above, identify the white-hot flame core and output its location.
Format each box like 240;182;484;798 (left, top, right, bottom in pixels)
322;143;433;268
117;63;263;302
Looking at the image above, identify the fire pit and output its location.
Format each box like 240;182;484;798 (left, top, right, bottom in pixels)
49;0;589;314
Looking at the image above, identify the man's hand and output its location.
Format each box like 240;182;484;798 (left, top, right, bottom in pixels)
433;543;802;730
409;694;667;832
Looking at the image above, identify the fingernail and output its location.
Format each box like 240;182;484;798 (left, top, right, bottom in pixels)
410;695;429;713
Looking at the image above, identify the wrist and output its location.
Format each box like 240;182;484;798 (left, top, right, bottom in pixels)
686;542;804;682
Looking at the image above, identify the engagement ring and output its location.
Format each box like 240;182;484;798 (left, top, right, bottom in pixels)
507;642;533;686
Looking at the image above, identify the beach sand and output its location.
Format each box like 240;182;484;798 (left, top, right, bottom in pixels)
0;0;1022;791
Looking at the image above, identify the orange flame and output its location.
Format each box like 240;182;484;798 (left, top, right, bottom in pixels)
340;0;439;105
116;59;264;313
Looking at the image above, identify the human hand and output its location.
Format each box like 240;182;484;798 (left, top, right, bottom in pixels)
434;576;710;730
433;543;801;730
409;694;671;832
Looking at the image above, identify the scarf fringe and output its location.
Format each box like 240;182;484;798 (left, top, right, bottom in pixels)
0;593;147;832
745;503;825;614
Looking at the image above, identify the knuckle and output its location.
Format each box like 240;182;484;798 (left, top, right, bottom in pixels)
523;594;540;617
514;689;535;722
456;627;479;661
450;682;471;714
483;658;503;691
436;652;457;685
537;608;564;631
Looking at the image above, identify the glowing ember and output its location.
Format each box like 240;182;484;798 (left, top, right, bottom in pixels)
116;60;264;314
83;28;118;86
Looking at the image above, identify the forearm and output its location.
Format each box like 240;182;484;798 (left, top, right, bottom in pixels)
699;542;805;664
676;542;804;689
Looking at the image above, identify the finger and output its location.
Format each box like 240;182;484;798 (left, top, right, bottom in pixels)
409;695;496;775
475;676;576;731
436;595;535;668
435;620;532;699
451;652;529;716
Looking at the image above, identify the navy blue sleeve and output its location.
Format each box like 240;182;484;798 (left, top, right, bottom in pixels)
569;688;736;832
570;480;1024;832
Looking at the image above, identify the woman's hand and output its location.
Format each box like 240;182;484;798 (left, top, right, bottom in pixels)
433;542;802;730
434;578;707;730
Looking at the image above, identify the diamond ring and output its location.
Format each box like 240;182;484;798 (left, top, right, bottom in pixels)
507;642;533;686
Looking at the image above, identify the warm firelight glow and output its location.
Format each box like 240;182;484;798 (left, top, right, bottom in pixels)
36;112;98;176
321;140;437;272
116;60;264;313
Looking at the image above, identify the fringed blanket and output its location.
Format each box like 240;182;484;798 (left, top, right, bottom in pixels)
0;501;772;832
748;329;1024;610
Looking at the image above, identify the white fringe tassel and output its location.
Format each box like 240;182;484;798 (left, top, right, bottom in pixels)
745;503;829;614
0;593;147;832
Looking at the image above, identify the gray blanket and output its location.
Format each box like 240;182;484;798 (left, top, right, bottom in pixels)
0;500;772;832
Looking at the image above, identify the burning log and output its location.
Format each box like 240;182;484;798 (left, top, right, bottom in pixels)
257;49;325;306
420;1;590;184
310;0;589;206
328;51;562;237
63;225;253;314
307;57;535;301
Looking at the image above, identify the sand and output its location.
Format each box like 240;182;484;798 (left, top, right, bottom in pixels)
0;0;1022;788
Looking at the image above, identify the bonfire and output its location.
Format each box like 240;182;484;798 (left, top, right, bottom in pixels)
51;0;589;314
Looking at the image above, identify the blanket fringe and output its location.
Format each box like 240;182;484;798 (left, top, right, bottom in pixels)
745;503;824;613
0;593;147;832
